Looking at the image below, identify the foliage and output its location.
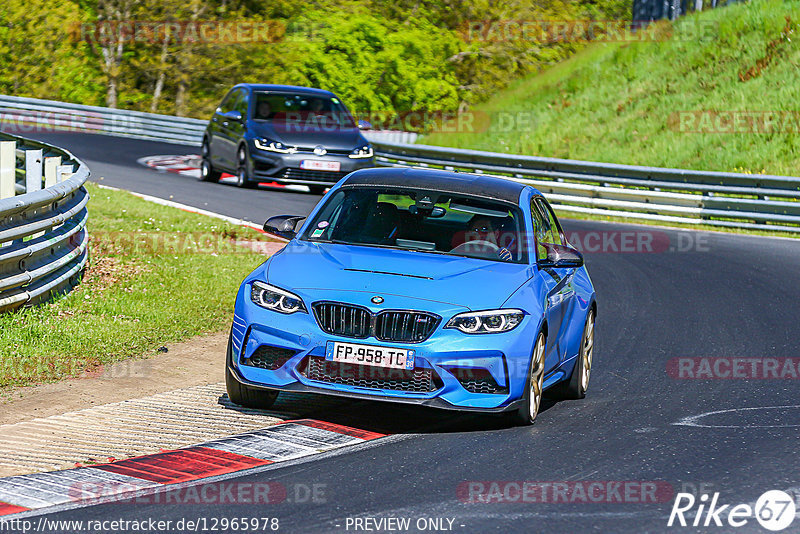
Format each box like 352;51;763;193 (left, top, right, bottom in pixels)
0;0;628;124
0;0;104;104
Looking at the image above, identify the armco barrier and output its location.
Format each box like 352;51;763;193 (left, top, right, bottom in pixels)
1;93;797;233
370;141;800;233
0;94;417;146
0;132;89;312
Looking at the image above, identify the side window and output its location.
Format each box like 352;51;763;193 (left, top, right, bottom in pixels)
234;90;249;117
535;197;565;246
530;199;549;261
218;89;239;113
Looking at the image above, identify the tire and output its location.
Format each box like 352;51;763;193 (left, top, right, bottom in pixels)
200;138;222;182
553;308;595;400
235;146;253;188
225;337;279;409
514;331;546;425
308;185;326;195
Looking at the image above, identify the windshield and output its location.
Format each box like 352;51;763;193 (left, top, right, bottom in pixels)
252;92;355;130
302;187;527;263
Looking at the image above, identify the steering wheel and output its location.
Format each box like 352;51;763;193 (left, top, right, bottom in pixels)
450;240;500;255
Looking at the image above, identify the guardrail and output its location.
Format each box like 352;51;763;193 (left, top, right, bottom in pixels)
2;93;797;234
371;141;800;234
0;132;89;312
0;94;417;146
0;94;207;146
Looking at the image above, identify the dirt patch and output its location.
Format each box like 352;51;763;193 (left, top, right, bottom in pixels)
0;331;228;426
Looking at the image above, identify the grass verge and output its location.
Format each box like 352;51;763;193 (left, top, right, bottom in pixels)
423;0;800;175
0;182;275;389
419;0;800;237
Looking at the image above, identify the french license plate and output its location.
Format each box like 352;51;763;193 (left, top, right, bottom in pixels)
300;159;341;171
325;341;415;370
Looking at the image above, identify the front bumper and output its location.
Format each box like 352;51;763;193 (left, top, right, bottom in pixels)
248;147;374;185
230;286;558;412
227;362;524;413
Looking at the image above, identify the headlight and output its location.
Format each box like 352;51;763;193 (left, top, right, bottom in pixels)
348;145;373;159
254;138;296;154
250;281;307;314
445;309;524;334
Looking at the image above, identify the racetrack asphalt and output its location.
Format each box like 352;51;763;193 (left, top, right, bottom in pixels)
18;132;800;533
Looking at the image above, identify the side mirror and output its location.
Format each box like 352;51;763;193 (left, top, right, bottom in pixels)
229;110;243;122
263;215;306;240
538;242;584;268
357;119;372;130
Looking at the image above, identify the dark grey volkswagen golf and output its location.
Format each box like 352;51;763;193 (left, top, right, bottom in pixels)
201;84;374;193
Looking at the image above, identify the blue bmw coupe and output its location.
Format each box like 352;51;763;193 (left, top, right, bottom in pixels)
227;168;596;424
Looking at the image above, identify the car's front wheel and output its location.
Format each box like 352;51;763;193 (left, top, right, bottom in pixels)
514;331;546;425
200;138;222;182
235;146;253;188
553;308;594;400
225;341;279;409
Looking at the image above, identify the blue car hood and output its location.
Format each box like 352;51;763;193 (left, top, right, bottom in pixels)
265;241;533;310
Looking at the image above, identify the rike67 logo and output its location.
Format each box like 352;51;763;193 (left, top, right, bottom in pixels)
668;490;797;531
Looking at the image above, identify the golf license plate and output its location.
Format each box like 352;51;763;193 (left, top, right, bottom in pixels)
325;341;415;370
300;159;341;171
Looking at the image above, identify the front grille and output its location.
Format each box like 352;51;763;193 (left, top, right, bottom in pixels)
295;148;352;156
312;302;440;343
448;367;509;394
313;302;371;338
281;168;347;183
374;311;439;343
241;345;296;370
302;356;442;393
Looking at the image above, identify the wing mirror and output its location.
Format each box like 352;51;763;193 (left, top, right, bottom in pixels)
228;110;243;122
538;242;584;268
264;215;306;240
357;119;372;130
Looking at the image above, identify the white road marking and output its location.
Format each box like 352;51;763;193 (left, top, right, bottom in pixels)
136;155;310;191
94;183;268;232
672;404;800;428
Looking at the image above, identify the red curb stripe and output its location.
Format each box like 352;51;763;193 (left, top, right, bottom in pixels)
93;447;271;484
0;502;29;516
291;419;386;441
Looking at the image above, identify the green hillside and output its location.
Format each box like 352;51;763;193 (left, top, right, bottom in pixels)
423;0;800;177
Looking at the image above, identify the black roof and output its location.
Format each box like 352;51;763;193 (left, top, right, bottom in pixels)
235;84;335;97
342;167;526;204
